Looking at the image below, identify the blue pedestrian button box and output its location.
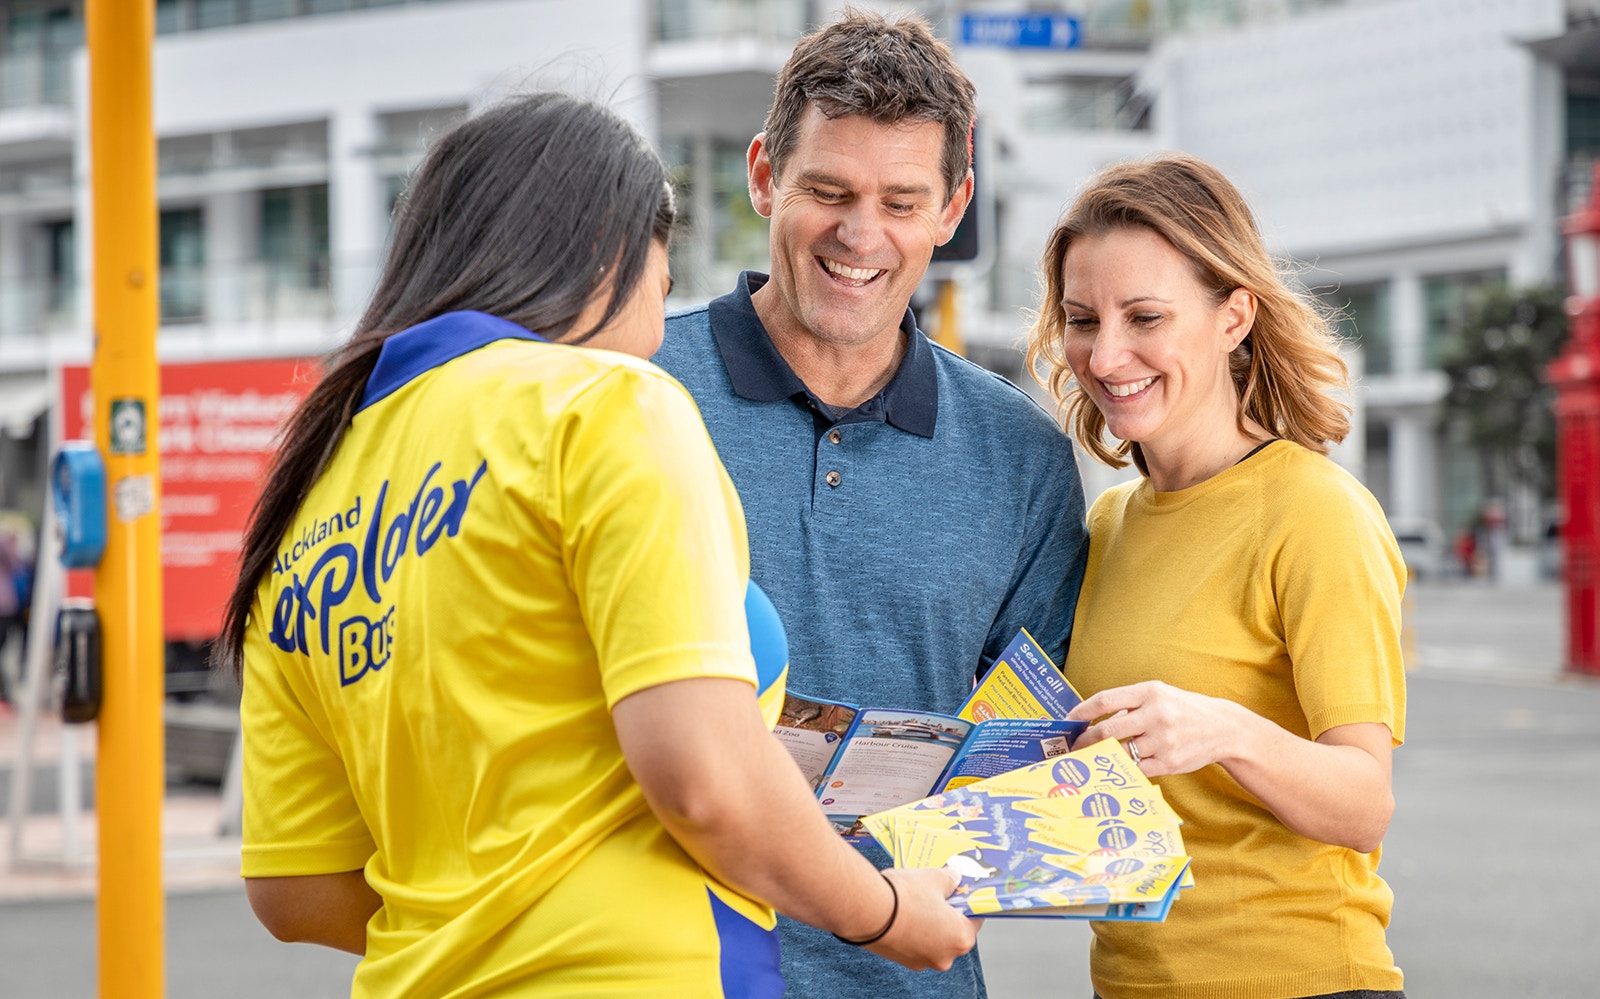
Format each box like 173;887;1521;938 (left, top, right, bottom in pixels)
959;12;1081;50
52;442;107;568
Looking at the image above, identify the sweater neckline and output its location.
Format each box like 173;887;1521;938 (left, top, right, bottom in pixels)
1138;439;1290;509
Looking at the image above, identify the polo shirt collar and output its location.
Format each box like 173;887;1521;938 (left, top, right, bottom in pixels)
707;271;938;438
360;310;545;413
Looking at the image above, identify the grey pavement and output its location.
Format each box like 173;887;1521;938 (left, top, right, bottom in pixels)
2;580;1598;997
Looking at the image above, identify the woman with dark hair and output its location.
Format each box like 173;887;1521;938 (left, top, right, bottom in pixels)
1028;154;1406;998
218;93;974;997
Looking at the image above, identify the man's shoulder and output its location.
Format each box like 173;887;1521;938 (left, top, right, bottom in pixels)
654;303;720;372
927;341;1070;447
660;302;714;344
664;301;712;329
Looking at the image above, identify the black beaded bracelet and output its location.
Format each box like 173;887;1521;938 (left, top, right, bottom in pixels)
833;872;898;946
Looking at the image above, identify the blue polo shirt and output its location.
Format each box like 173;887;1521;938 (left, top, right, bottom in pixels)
654;273;1088;999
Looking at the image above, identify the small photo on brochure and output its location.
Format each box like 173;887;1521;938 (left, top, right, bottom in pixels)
862;711;969;747
779;696;856;736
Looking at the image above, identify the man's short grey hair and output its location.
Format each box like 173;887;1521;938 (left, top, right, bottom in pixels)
763;9;976;202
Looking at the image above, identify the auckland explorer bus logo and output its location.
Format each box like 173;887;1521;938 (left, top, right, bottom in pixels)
268;458;488;687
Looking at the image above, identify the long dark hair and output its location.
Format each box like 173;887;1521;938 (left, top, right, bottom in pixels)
215;92;675;677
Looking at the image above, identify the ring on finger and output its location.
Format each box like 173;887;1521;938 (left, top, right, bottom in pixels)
1126;739;1141;765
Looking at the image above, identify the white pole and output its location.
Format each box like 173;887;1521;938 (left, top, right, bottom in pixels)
59;723;82;866
5;503;60;862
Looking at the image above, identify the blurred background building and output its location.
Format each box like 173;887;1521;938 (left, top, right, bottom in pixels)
0;0;1590;585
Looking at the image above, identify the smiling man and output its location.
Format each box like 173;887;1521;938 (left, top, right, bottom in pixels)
653;12;1088;999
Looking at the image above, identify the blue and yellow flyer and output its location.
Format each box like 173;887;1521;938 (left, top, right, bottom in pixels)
861;739;1193;921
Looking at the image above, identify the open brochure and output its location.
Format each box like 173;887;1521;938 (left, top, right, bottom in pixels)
860;739;1193;921
775;629;1087;838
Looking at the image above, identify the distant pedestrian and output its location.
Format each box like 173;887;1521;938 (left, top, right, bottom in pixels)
0;516;33;700
1455;528;1478;578
1030;154;1406;998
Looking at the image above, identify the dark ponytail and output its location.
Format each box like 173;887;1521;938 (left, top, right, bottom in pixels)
214;93;675;678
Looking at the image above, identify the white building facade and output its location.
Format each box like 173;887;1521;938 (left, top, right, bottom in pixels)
0;0;657;516
0;0;1587;553
1149;0;1571;545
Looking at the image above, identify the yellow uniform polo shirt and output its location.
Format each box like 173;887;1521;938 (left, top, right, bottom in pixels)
1066;441;1406;999
241;310;784;997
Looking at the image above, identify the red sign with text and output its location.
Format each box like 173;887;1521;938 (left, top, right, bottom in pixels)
61;358;318;641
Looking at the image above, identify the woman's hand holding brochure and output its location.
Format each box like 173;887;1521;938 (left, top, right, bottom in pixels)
861;867;980;971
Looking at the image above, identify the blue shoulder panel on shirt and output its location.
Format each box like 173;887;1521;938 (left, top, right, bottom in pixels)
359;310;546;413
744;579;788;697
708;888;784;998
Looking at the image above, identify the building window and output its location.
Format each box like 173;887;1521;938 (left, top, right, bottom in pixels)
661;135;770;298
1568;93;1600;157
1332;282;1391;376
260;184;330;303
195;0;241;30
158;121;328;179
375;105;469;232
1;3;79;108
153;0;466;35
711;139;766;272
41;217;73;326
1363;421;1391;515
1023;76;1150;133
160;207;206;324
1424;270;1505;369
661;136;696;289
653;0;812;44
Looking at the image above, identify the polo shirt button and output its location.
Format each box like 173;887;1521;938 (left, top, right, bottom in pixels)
825;470;842;487
828;429;842;445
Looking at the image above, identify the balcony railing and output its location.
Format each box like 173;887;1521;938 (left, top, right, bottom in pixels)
1024;80;1151;133
0;51;70;110
0;257;337;344
654;0;812;44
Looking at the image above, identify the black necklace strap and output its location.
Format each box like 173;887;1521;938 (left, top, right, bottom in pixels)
1236;438;1279;465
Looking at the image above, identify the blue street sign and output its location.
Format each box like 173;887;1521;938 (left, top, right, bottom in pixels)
959;12;1081;50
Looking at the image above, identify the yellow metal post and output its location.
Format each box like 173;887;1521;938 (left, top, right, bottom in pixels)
933;279;965;357
87;1;164;996
1401;567;1417;672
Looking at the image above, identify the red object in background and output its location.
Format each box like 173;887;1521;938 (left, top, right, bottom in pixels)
60;357;318;641
1549;163;1600;677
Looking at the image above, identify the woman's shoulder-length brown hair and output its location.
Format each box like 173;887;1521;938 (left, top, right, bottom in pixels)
1024;152;1351;473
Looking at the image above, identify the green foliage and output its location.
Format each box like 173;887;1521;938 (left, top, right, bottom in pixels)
1439;285;1568;498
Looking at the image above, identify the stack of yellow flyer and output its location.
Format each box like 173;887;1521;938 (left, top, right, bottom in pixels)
861;739;1192;921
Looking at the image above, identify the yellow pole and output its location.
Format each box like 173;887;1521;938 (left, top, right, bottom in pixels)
1402;566;1417;672
87;1;164;996
934;279;965;357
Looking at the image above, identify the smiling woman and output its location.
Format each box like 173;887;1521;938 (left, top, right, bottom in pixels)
1055;224;1259;490
1027;155;1409;999
1029;154;1349;485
